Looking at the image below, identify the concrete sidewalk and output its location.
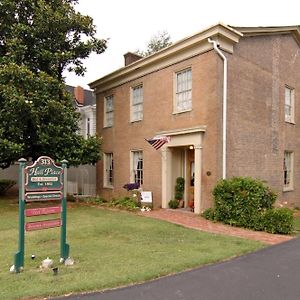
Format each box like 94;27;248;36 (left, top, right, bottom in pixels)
53;237;300;300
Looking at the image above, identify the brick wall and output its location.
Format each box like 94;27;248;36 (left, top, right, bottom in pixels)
227;34;300;206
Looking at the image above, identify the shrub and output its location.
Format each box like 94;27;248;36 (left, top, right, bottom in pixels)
203;177;294;235
109;196;140;210
202;208;216;220
0;179;16;195
212;177;276;227
261;208;294;234
168;199;179;209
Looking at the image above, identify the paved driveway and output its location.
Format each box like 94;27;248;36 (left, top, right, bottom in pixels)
53;237;300;300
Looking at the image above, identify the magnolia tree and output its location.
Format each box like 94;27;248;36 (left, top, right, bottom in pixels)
0;0;106;168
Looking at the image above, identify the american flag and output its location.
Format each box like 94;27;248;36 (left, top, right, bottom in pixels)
145;136;171;150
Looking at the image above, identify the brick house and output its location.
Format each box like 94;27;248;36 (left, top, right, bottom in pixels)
90;23;300;213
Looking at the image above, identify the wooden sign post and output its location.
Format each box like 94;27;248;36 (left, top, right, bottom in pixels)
14;156;69;273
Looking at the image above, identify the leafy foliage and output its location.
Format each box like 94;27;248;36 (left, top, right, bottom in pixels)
0;0;106;168
0;0;107;77
203;177;294;234
137;31;172;56
175;177;185;200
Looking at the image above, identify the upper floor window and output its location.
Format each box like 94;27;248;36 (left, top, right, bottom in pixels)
284;151;293;191
131;150;143;185
285;86;295;123
104;95;114;127
131;84;143;122
174;68;192;113
104;153;114;187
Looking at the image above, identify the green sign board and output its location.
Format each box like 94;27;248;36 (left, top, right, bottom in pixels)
25;157;63;191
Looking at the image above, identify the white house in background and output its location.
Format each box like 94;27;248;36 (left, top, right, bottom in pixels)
66;85;97;196
66;85;96;138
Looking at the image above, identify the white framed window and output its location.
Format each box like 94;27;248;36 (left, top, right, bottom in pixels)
174;68;192;113
131;84;143;122
104;153;114;187
285;86;295;123
86;117;91;137
284;151;293;191
130;151;143;185
104;95;113;127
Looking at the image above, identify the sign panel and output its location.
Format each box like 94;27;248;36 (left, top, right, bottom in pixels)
25;191;63;202
25;156;63;191
25;219;62;231
141;191;153;203
26;206;61;217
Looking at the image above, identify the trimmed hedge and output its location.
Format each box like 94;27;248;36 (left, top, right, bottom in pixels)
203;177;294;234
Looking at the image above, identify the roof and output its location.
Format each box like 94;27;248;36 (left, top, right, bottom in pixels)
66;85;95;107
89;23;300;92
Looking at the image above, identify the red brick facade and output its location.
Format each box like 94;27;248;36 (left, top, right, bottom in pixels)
90;24;300;211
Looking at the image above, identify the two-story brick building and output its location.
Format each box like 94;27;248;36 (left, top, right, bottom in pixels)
90;23;300;213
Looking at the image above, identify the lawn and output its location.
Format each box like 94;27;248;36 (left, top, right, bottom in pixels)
0;197;265;300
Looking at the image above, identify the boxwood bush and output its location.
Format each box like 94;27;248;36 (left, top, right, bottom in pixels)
203;177;294;234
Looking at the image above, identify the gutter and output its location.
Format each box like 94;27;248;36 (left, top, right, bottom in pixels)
208;38;227;180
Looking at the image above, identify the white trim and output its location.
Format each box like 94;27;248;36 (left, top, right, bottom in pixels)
173;67;192;114
283;151;294;191
103;153;114;188
103;95;114;128
130;84;143;122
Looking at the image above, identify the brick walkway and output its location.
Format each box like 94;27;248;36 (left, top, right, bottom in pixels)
139;209;293;245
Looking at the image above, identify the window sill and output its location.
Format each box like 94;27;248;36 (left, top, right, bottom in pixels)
103;125;113;129
283;186;294;192
172;109;192;115
285;120;295;125
130;119;143;123
103;185;114;189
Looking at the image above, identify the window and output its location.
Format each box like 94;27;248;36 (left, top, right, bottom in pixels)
104;153;113;187
285;86;295;123
131;151;143;185
284;151;293;190
174;68;192;112
86;117;90;137
104;95;113;127
131;85;143;122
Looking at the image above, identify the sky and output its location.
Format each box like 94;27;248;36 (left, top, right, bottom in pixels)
64;0;300;89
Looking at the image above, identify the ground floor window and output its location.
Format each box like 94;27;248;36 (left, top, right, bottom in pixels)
131;151;143;185
284;151;293;190
104;153;113;187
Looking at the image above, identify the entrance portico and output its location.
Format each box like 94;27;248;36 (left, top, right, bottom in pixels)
160;126;206;214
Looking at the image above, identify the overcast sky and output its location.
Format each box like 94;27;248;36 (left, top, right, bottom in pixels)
64;0;300;89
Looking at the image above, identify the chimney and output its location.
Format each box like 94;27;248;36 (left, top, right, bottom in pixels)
74;86;84;105
124;52;143;66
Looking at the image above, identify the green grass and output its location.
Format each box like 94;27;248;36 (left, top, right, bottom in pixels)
0;198;265;300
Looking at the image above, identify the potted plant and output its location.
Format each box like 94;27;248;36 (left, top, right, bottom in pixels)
175;177;185;208
168;199;179;209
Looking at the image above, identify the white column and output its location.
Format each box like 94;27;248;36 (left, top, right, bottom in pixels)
194;145;202;214
161;147;172;208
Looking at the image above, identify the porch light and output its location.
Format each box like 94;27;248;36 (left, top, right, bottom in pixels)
189;145;194;150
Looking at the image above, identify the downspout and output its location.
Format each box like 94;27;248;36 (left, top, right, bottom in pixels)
208;38;227;179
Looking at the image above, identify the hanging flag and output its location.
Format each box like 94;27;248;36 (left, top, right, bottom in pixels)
145;136;171;150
